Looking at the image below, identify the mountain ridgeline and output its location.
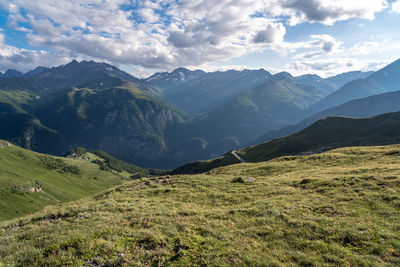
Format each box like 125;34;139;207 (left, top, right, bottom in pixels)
184;72;327;144
0;60;327;168
1;58;400;169
0;60;187;168
146;67;271;114
173;111;400;174
306;59;400;115
254;89;400;145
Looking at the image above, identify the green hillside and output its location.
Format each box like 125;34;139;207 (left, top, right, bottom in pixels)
33;83;186;168
0;141;125;220
255;89;400;145
1;145;400;265
0;60;190;169
174;111;400;174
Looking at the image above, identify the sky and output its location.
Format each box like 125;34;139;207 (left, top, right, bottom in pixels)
0;0;400;78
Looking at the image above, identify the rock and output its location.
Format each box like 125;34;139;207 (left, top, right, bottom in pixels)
28;186;42;193
245;177;256;182
0;140;11;148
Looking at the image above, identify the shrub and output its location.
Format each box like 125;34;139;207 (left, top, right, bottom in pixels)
60;165;81;175
64;147;88;157
232;177;246;183
39;156;67;170
39;155;81;175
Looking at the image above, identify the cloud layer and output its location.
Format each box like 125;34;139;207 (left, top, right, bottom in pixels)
0;0;393;74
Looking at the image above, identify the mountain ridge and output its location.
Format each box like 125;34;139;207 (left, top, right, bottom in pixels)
0;60;189;168
173;110;400;174
254;89;400;145
307;59;400;114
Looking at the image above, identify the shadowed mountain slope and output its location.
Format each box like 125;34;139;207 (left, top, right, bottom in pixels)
173;111;400;174
254;89;400;145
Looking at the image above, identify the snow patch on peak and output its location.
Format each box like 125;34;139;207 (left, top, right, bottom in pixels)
147;73;167;81
178;71;185;81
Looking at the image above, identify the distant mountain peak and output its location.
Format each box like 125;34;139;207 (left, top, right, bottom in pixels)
68;59;80;65
172;67;192;73
272;71;294;81
23;66;48;78
1;69;24;78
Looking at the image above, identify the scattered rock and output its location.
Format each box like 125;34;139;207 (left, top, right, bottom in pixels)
128;176;174;191
232;177;255;183
245;177;256;182
28;186;42;193
0;140;11;148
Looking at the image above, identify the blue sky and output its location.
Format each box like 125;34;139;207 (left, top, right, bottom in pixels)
0;0;400;77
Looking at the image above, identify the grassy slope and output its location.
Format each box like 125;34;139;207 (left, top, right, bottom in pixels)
0;142;123;220
254;89;400;146
0;90;39;112
238;112;400;162
174;111;400;174
1;145;400;266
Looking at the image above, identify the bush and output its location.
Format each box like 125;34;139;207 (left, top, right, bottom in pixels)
232;177;246;183
64;147;88;157
60;165;81;175
92;159;111;171
90;150;165;178
39;156;67;170
39;155;81;175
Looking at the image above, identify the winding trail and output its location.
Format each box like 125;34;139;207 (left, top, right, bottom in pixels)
231;150;247;163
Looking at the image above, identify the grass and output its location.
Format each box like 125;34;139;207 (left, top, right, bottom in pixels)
0;90;39;110
1;144;400;265
0;142;123;221
174;111;400;174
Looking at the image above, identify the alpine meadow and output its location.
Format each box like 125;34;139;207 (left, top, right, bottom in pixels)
1;0;400;266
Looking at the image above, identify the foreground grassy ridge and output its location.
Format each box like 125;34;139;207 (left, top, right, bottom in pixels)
0;143;123;220
1;145;400;266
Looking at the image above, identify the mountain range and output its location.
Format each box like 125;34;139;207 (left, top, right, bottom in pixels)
146;67;271;114
173;110;400;174
306;59;400;115
254;89;400;145
1;58;400;169
0;60;186;168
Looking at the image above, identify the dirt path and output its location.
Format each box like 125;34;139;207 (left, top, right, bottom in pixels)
231;150;247;163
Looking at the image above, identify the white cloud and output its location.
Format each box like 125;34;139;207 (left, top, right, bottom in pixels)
277;0;388;26
137;8;160;23
350;41;380;55
292;34;343;59
0;0;390;72
0;33;71;72
252;24;286;44
286;58;389;77
200;64;263;73
392;0;400;13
